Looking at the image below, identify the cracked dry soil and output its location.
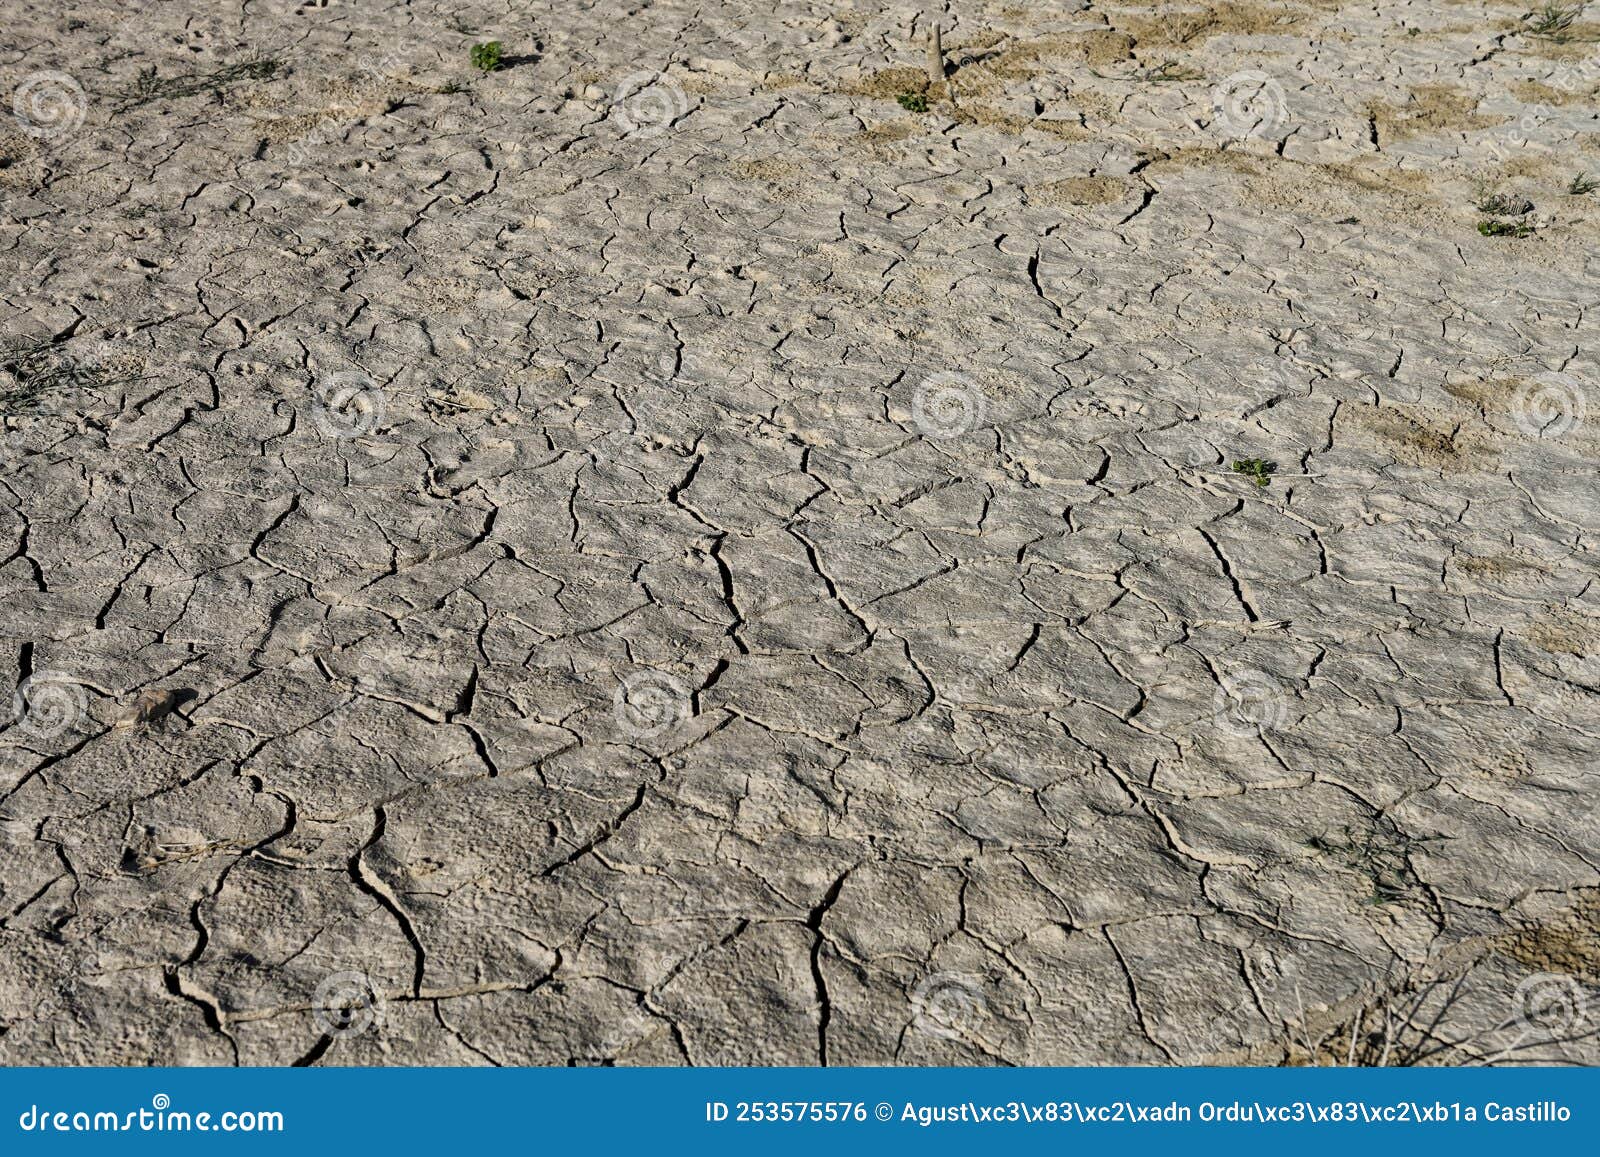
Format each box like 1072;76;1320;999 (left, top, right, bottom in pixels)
2;0;1599;1067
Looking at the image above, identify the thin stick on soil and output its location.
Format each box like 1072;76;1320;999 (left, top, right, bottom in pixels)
926;22;945;85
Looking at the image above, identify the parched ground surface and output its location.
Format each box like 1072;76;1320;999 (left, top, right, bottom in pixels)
1;0;1598;1066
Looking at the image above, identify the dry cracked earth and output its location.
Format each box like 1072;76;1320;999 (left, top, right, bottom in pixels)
2;0;1599;1068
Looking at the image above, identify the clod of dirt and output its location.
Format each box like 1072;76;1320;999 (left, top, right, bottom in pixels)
114;688;197;729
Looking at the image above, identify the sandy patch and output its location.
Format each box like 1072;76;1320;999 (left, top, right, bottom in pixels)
1027;176;1133;207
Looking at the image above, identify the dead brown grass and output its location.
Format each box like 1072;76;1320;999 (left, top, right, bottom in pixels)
1512;78;1599;107
1504;892;1600;982
1121;2;1307;47
1027;176;1131;207
1368;84;1508;143
722;157;806;185
1525;608;1600;658
1337;403;1488;470
838;67;938;101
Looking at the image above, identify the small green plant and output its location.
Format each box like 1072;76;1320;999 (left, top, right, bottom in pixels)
471;41;503;73
1232;457;1278;487
897;91;929;113
1478;218;1535;237
1527;2;1584;40
1472;190;1530;215
437;79;465;95
1568;171;1599;195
